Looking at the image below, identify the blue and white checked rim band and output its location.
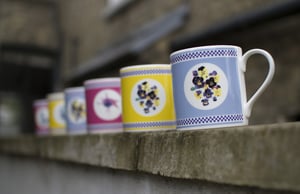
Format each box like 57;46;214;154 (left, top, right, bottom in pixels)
88;123;122;130
171;49;238;64
120;69;171;78
123;120;176;129
177;114;244;127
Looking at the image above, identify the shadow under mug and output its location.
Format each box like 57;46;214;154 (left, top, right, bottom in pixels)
170;45;275;130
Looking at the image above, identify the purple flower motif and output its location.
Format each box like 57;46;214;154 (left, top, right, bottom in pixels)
135;81;160;114
191;66;223;107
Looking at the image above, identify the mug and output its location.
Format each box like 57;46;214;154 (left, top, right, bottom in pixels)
47;92;66;134
84;78;122;133
64;87;87;134
120;64;176;132
170;45;275;130
33;99;49;135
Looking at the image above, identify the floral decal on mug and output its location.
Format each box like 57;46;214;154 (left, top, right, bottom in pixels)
132;79;166;116
35;107;49;128
67;98;86;123
191;66;222;106
184;63;228;110
54;102;66;125
93;89;122;121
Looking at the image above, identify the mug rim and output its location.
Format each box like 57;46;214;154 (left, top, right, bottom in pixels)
47;92;64;101
120;64;170;72
84;77;120;85
170;45;242;57
64;86;84;93
33;99;48;105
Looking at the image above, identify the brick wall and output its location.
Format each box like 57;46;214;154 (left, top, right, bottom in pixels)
59;0;282;67
0;0;58;48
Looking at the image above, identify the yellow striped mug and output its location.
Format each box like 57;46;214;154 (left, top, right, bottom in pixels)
47;92;66;135
120;64;176;132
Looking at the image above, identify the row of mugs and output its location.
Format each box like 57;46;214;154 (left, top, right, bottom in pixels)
33;45;275;135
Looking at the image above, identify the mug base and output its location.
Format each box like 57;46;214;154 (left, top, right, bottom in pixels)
176;122;248;131
67;130;87;135
88;129;123;134
49;128;67;135
36;130;49;135
124;127;176;133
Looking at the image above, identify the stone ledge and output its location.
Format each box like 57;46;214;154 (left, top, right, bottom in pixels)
0;122;299;192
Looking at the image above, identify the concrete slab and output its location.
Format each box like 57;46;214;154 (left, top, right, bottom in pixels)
0;122;299;192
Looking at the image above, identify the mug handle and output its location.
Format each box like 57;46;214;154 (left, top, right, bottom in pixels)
241;49;275;118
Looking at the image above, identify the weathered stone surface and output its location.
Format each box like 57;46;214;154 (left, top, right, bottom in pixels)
0;135;38;155
2;154;298;194
0;122;300;192
0;132;140;171
38;133;140;170
137;122;300;192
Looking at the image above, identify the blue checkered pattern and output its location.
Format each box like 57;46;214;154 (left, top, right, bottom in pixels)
171;49;238;64
177;114;244;126
124;121;176;129
120;69;171;78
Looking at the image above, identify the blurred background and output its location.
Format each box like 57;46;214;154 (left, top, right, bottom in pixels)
0;0;299;135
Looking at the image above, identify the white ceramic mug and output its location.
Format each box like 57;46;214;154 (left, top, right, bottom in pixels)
64;87;87;134
84;78;123;133
120;64;176;132
170;45;275;130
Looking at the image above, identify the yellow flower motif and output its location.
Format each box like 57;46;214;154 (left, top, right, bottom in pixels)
213;86;222;97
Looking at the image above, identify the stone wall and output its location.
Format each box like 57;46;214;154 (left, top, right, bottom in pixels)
0;155;296;194
59;0;283;67
0;122;300;193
